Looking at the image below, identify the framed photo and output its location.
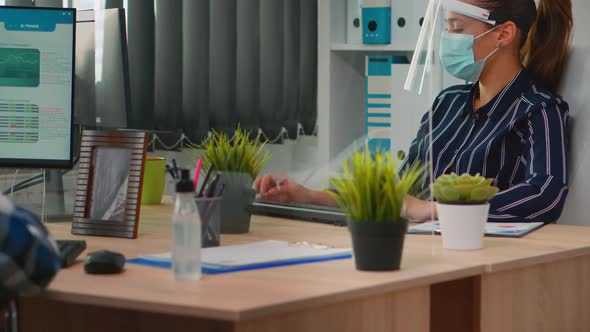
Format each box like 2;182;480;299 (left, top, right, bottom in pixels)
72;130;148;239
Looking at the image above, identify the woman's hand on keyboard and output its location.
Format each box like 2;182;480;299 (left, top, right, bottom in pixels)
253;174;338;207
253;174;312;204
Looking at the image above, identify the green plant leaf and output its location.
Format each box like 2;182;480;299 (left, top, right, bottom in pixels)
328;149;425;223
186;125;270;179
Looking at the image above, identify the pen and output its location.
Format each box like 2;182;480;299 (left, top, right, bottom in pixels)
215;184;225;198
165;164;177;180
205;172;221;198
273;176;288;192
172;159;179;179
254;175;288;197
194;159;202;191
198;165;214;197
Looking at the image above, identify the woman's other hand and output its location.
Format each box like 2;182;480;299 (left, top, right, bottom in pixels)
405;195;438;221
253;174;312;204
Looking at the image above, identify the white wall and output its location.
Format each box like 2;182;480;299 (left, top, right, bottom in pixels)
556;0;590;226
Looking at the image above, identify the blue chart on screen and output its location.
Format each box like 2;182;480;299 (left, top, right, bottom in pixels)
0;48;41;87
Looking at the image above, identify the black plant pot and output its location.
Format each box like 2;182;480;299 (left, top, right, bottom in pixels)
220;172;256;234
348;219;408;271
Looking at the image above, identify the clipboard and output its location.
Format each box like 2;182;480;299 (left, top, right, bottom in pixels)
128;240;353;275
408;221;545;238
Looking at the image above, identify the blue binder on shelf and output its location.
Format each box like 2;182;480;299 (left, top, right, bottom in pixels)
365;56;409;154
127;240;353;275
362;0;391;44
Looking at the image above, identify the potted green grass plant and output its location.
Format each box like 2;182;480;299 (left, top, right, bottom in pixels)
192;126;270;234
328;149;425;271
432;173;499;250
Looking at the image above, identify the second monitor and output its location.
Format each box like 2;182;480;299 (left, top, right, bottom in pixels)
74;8;131;131
0;6;76;168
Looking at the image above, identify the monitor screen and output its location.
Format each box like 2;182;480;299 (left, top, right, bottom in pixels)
0;6;75;168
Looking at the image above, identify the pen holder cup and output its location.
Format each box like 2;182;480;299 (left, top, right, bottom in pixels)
196;196;222;248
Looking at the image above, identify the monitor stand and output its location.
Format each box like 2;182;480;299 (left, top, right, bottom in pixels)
2;169;72;221
44;170;71;221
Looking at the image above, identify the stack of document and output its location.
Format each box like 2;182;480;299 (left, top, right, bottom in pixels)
128;240;352;274
408;221;545;238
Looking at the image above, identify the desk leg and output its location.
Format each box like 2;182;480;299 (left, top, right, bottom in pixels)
480;255;590;332
235;286;430;332
430;277;480;332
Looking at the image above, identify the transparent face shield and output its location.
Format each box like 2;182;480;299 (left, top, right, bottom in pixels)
405;0;498;98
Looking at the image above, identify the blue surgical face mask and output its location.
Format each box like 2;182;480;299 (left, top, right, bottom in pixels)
440;26;501;82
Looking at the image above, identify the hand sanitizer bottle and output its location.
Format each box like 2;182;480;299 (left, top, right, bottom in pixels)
172;169;202;281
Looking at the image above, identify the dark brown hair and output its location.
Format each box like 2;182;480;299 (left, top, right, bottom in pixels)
477;0;573;93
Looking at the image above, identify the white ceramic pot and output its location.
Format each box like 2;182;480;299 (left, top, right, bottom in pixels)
436;203;489;250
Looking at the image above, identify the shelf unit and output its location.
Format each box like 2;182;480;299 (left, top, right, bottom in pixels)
317;0;426;163
330;43;414;52
317;0;460;163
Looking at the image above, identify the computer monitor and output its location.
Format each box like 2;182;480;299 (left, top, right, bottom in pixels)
74;8;131;130
0;6;75;168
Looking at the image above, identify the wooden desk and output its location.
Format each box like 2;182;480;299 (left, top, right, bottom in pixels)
16;203;590;332
18;203;482;332
407;225;590;332
478;226;590;332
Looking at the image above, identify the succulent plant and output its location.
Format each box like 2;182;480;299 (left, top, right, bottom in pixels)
432;173;499;204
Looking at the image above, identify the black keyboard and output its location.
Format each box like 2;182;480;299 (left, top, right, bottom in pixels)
56;240;87;268
251;200;347;226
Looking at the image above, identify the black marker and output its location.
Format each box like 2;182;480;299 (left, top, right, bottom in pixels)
172;159;179;179
198;165;215;197
205;172;222;198
165;165;177;179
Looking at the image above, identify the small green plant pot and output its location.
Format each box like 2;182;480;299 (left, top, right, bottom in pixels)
219;172;256;234
141;157;166;205
348;219;408;271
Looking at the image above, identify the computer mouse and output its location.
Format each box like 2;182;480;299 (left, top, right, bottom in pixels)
84;250;126;274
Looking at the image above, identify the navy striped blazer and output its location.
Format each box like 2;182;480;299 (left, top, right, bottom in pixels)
405;68;569;223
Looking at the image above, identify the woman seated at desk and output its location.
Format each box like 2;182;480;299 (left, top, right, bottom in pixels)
255;0;573;223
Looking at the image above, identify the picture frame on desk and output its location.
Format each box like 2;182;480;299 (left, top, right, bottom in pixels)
72;130;148;239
